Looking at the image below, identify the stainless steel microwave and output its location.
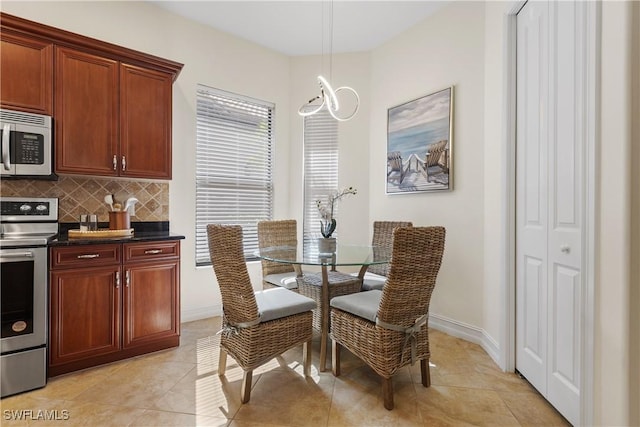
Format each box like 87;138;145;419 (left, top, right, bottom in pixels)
0;109;54;179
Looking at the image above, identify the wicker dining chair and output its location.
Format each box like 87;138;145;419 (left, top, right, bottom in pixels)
257;219;301;291
330;226;446;410
207;224;316;404
359;221;413;291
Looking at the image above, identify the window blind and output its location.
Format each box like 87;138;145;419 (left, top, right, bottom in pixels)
195;85;274;266
302;109;339;254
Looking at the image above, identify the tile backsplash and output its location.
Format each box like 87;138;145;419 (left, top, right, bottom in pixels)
0;176;169;223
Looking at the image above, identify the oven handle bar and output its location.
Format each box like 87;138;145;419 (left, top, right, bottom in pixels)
1;251;34;258
2;123;11;171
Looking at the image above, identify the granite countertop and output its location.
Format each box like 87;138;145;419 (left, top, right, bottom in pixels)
50;221;185;246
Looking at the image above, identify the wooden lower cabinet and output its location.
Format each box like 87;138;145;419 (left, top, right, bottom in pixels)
123;260;179;349
49;266;121;365
49;241;180;377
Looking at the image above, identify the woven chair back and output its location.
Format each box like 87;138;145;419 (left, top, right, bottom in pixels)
368;221;413;276
377;226;446;327
207;224;259;325
257;220;297;276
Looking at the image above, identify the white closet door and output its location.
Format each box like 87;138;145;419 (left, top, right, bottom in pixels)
516;0;550;395
545;2;582;420
516;1;583;425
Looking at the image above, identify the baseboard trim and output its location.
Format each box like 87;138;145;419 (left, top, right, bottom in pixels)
181;304;221;323
430;313;502;369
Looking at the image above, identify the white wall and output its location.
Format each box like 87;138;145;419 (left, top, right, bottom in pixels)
597;2;634;424
482;0;510;361
0;0;293;320
369;1;486;333
632;4;640;424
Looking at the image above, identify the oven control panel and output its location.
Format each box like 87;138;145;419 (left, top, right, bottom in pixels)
0;197;58;222
2;201;50;216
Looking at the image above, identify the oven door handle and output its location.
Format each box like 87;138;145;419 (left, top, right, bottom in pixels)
2;123;11;171
1;251;34;259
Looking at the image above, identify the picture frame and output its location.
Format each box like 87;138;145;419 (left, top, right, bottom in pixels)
386;86;453;194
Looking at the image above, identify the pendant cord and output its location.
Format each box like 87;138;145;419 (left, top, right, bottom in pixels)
321;0;325;76
329;0;333;82
298;0;359;121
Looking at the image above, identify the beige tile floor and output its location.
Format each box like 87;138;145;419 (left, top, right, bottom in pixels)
1;317;570;426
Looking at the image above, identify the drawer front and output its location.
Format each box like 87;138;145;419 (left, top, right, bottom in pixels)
50;244;121;270
124;241;180;263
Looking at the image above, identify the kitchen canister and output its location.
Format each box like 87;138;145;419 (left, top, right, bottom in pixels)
109;211;130;230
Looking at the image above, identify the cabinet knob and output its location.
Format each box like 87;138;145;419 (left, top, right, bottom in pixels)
113;155;117;171
77;254;100;259
144;249;162;255
115;271;120;288
560;245;570;254
122;156;126;172
125;270;130;287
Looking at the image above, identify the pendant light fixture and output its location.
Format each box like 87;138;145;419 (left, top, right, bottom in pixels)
298;0;359;122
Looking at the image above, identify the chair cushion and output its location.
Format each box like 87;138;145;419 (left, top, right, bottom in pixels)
255;287;316;323
350;271;386;291
361;279;385;291
330;289;382;323
264;272;298;290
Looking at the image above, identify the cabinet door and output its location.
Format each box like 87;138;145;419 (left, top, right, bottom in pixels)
49;266;121;366
55;47;119;176
123;260;179;348
0;32;53;114
120;64;173;179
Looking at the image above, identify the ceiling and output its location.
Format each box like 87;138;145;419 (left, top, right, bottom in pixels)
148;1;448;56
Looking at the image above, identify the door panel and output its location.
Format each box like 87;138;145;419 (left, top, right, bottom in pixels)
0;32;53;114
517;1;584;425
120;64;172;179
123;261;179;348
49;267;120;366
552;265;579;381
523;257;544;364
546;2;583;422
516;0;549;394
55;47;119;176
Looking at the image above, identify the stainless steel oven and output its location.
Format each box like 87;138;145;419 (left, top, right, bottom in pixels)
0;197;58;398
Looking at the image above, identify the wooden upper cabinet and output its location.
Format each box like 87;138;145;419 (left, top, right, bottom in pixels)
55;47;119;176
1;12;183;180
0;32;53;114
55;52;174;178
120;64;173;179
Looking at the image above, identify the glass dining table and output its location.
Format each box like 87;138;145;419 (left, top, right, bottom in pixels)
254;243;391;371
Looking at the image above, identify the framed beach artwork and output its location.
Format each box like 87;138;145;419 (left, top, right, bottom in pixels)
386;86;453;194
